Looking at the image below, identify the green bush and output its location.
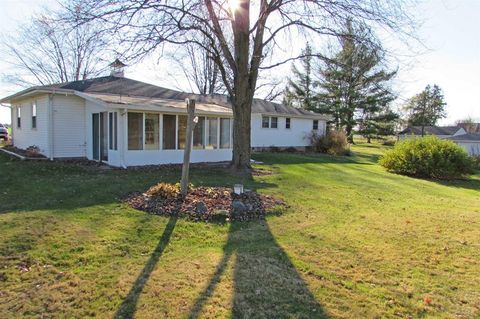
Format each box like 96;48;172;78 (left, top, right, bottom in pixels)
379;136;474;179
309;129;351;156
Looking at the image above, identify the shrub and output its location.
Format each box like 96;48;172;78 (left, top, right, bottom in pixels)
382;139;396;146
379;136;474;179
284;147;298;153
471;155;480;170
309;129;350;156
145;182;180;199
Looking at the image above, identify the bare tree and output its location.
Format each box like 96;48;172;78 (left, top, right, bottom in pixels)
1;7;112;87
66;0;418;170
169;43;226;94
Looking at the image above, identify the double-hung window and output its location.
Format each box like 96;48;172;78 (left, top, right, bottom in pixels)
270;117;278;128
313;120;319;130
262;116;279;129
17;107;21;128
31;102;37;129
286;118;291;129
262;116;269;128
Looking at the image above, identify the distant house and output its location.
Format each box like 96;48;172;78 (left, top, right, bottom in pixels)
398;125;480;156
0;73;328;167
457;122;480;134
398;126;466;140
446;133;480;156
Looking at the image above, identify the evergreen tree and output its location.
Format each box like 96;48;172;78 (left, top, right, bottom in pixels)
283;43;315;111
404;84;447;135
358;108;399;143
316;20;397;143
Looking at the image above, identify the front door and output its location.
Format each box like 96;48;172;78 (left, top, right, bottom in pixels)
92;113;108;162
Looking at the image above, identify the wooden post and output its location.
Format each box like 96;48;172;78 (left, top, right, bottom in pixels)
180;99;196;197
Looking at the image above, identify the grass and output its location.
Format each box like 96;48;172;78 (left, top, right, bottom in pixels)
0;144;479;318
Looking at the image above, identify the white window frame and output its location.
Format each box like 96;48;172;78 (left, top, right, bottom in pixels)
31;102;37;129
261;115;270;128
17;106;21;129
285;117;291;129
270;116;278;129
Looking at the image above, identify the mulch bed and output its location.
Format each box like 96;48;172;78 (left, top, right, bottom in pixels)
2;145;46;158
124;186;287;222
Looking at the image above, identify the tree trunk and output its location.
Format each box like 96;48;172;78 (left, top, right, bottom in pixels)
231;95;252;170
346;124;354;144
231;0;252;170
367;136;371;143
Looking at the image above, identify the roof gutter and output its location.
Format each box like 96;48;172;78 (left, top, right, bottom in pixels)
0;88;76;104
260;112;331;121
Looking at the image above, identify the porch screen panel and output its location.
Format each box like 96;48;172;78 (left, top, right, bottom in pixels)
220;118;231;149
162;114;176;150
109;112;118;150
145;113;160;150
206;117;218;149
177;115;187;149
128;112;143;150
193;117;205;149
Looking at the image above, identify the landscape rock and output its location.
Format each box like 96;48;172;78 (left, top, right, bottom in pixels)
123;185;286;222
232;200;247;215
195;201;208;214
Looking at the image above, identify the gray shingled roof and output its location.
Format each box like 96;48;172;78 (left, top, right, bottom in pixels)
1;76;329;119
446;133;480;141
457;123;480;134
398;126;462;136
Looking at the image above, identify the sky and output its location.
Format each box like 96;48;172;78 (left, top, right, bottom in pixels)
0;0;478;125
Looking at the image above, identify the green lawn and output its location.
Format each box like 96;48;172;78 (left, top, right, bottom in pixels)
1;144;479;318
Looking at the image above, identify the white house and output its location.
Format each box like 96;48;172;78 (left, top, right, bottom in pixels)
0;75;328;167
446;133;480;156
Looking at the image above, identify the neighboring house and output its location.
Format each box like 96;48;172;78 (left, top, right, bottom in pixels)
398;126;466;140
0;74;328;167
446;133;480;156
457;122;480;134
397;125;480;156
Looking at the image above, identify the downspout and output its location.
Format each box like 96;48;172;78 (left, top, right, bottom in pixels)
48;94;54;160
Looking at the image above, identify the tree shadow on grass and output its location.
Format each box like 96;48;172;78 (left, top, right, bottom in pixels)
252;151;375;167
189;221;328;318
428;176;480;192
114;216;178;319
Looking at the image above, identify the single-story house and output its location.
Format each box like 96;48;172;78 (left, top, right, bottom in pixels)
397;125;480;156
0;74;328;167
446;133;480;156
398;126;466;140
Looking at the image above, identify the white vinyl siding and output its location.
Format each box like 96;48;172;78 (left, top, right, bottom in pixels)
251;114;326;147
11;96;49;155
52;95;86;158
